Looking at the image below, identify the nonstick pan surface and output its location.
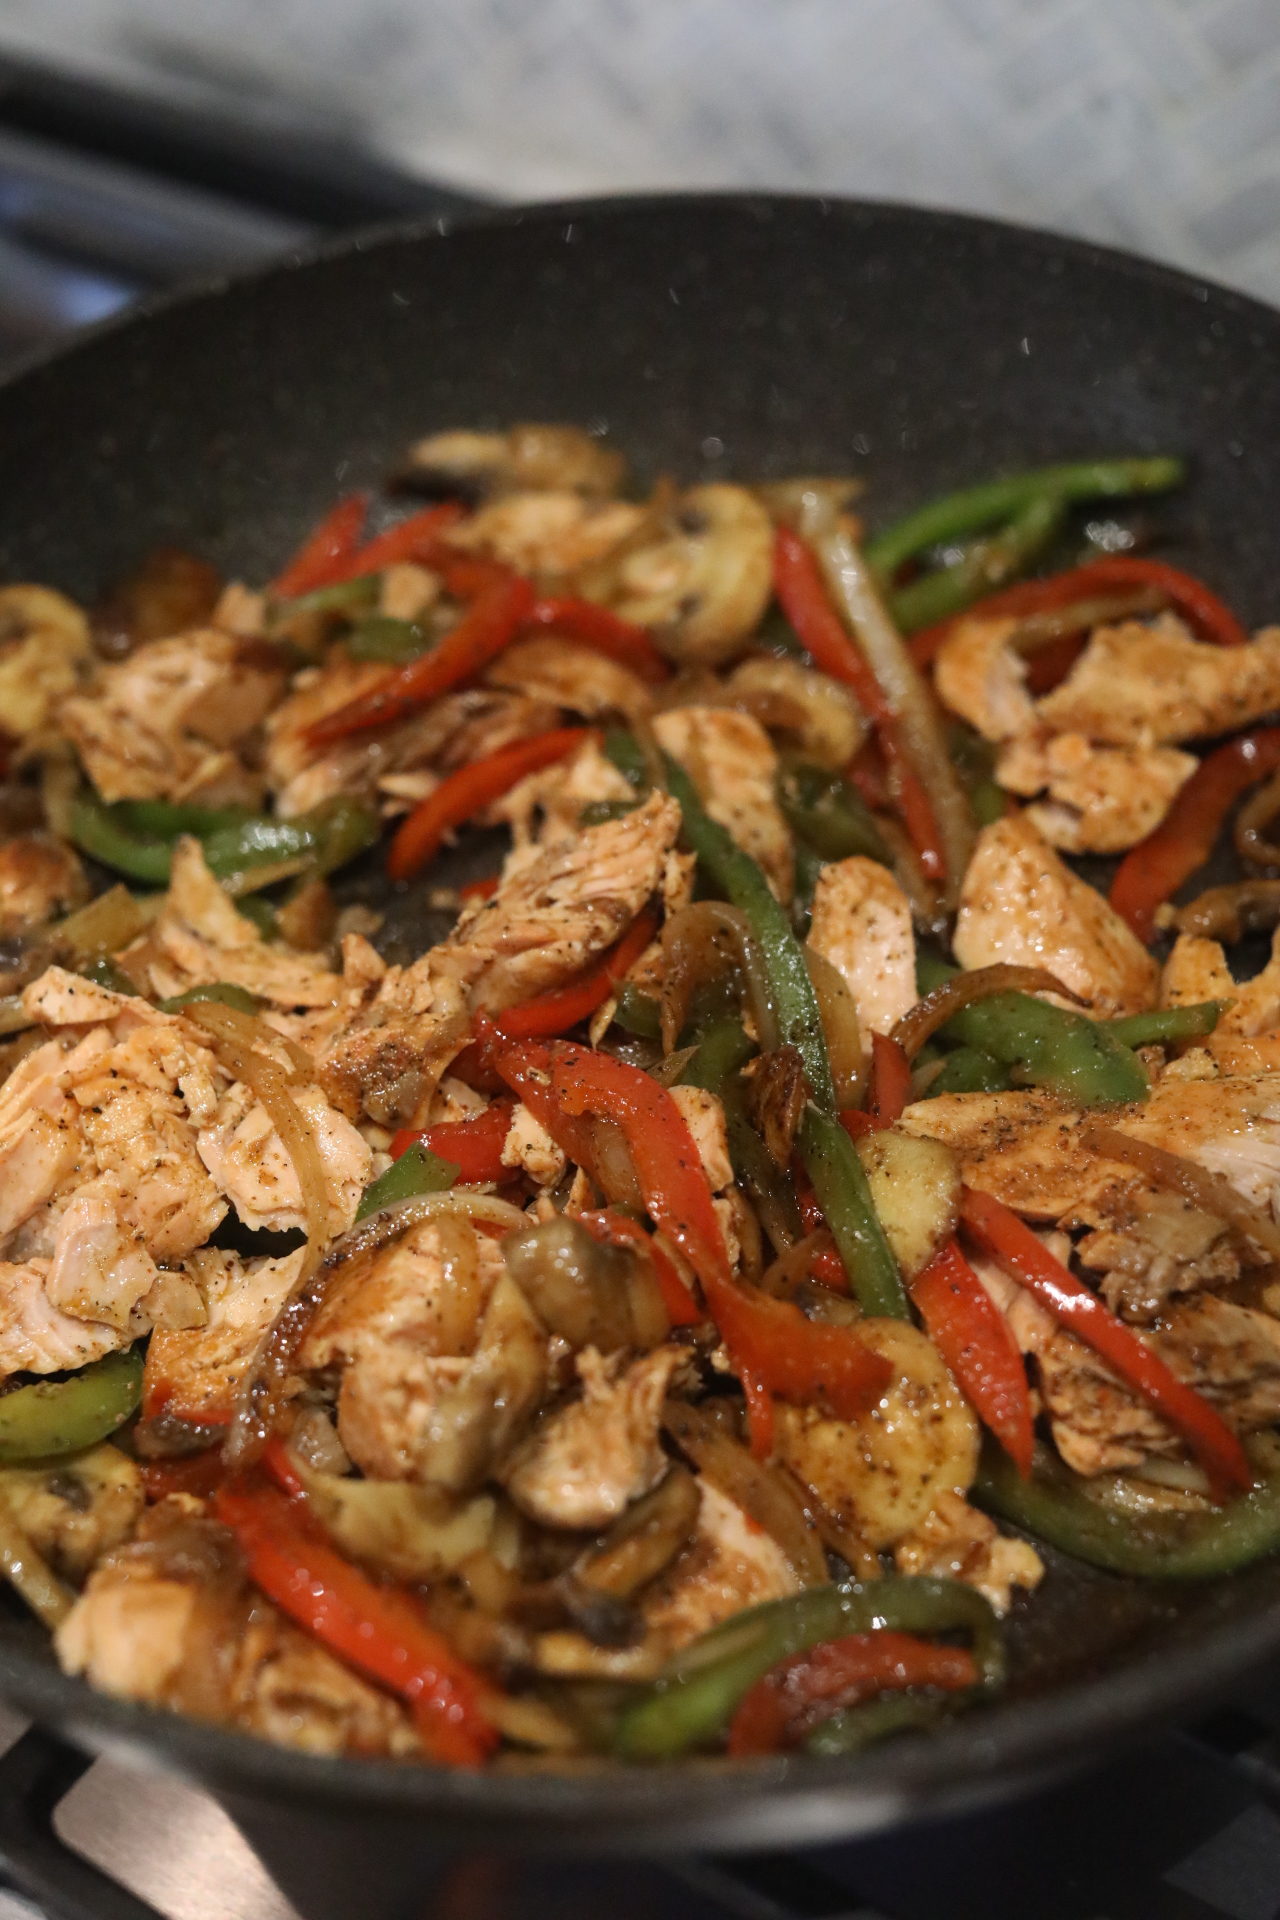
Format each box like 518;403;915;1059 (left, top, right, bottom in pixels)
0;194;1279;1853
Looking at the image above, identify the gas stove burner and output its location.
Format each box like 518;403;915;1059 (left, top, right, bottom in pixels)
2;1687;1280;1920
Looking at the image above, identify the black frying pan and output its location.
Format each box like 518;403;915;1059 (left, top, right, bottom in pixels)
0;193;1278;1858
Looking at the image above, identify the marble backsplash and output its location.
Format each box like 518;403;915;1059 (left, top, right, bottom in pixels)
3;0;1280;302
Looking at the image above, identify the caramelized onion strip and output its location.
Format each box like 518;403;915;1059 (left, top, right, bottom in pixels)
662;1399;827;1586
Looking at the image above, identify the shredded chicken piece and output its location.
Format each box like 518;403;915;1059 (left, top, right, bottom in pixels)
122;838;341;1009
489;738;635;854
300;1214;506;1481
501;1102;566;1188
669;1086;734;1193
60;629;287;805
955;813;1158;1016
893;1490;1044;1614
501;1345;684;1531
144;1246;306;1423
446;490;643;578
196;1073;370;1236
806;855;916;1037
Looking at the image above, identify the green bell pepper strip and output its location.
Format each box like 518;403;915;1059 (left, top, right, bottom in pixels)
200;797;379;886
865;456;1186;580
235;896;278;939
1106;1002;1223;1049
925;1046;1013;1097
976;1437;1280;1578
615;1576;1003;1760
612;982;663;1040
665;754;906;1317
602;727;651;791
71;794;379;889
270;575;381;620
346;615;430;663
0;1349;143;1463
354;1143;459;1223
948;727;1007;829
888;494;1066;635
777;760;892;865
805;1692;955;1757
159;983;262;1015
916;954;1149;1107
115;800;254;837
79;957;137;995
678;1016;758;1095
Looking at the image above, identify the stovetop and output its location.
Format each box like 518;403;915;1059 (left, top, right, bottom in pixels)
2;45;1280;1920
3;1681;1280;1920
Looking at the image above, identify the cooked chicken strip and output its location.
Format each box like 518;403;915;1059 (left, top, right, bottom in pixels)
486;635;653;720
954;813;1158;1016
446;489;643;578
60;629;287;805
0;1260;123;1374
806;856;916;1037
1036;615;1280;746
195;1075;369;1236
654;707;792;902
997;733;1196;855
1039;1296;1280;1475
642;1481;799;1650
489;738;636;855
502;1345;685;1531
934;615;1037;742
893;1490;1043;1614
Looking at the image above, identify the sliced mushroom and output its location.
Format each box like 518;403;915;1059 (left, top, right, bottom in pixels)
613;485;774;667
416;1275;548;1494
399;424;625;499
0;586;91;737
719;656;867;769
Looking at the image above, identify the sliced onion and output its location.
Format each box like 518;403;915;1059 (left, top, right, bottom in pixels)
779;1468;882;1582
659;900;778;1054
800;501;976;912
188;1000;334;1464
758;1229;830;1300
804;946;866;1105
1235;769;1280;869
661;1399;828;1585
0;1507;73;1628
1083;1122;1280;1264
1172;880;1280;942
1009;587;1167;654
891;962;1083;1061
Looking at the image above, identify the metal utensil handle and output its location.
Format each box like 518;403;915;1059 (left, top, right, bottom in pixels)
0;1725;166;1920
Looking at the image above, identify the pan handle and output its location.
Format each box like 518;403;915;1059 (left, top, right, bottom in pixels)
0;1724;166;1920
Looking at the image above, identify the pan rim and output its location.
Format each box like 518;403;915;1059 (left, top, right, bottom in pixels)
2;186;1279;1840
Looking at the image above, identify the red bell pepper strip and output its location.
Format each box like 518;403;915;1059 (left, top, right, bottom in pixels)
728;1630;978;1756
575;1205;702;1328
389;1099;515;1186
740;1368;777;1461
1109;725;1280;943
271;493;369;598
326;501;466;584
306;575;537;749
538;1043;893;1420
494;907;659;1039
458;875;499;902
773;526;947;882
909;554;1249;669
868;1033;912;1128
526;597;671;683
141;1452;225;1502
959;1187;1252;1501
214;1480;498;1766
386;723;593;881
911;1237;1033;1475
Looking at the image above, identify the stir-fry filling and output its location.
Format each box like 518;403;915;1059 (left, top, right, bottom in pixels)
1;427;1278;1767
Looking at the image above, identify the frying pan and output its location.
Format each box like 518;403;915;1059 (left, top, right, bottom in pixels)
0;193;1277;1859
